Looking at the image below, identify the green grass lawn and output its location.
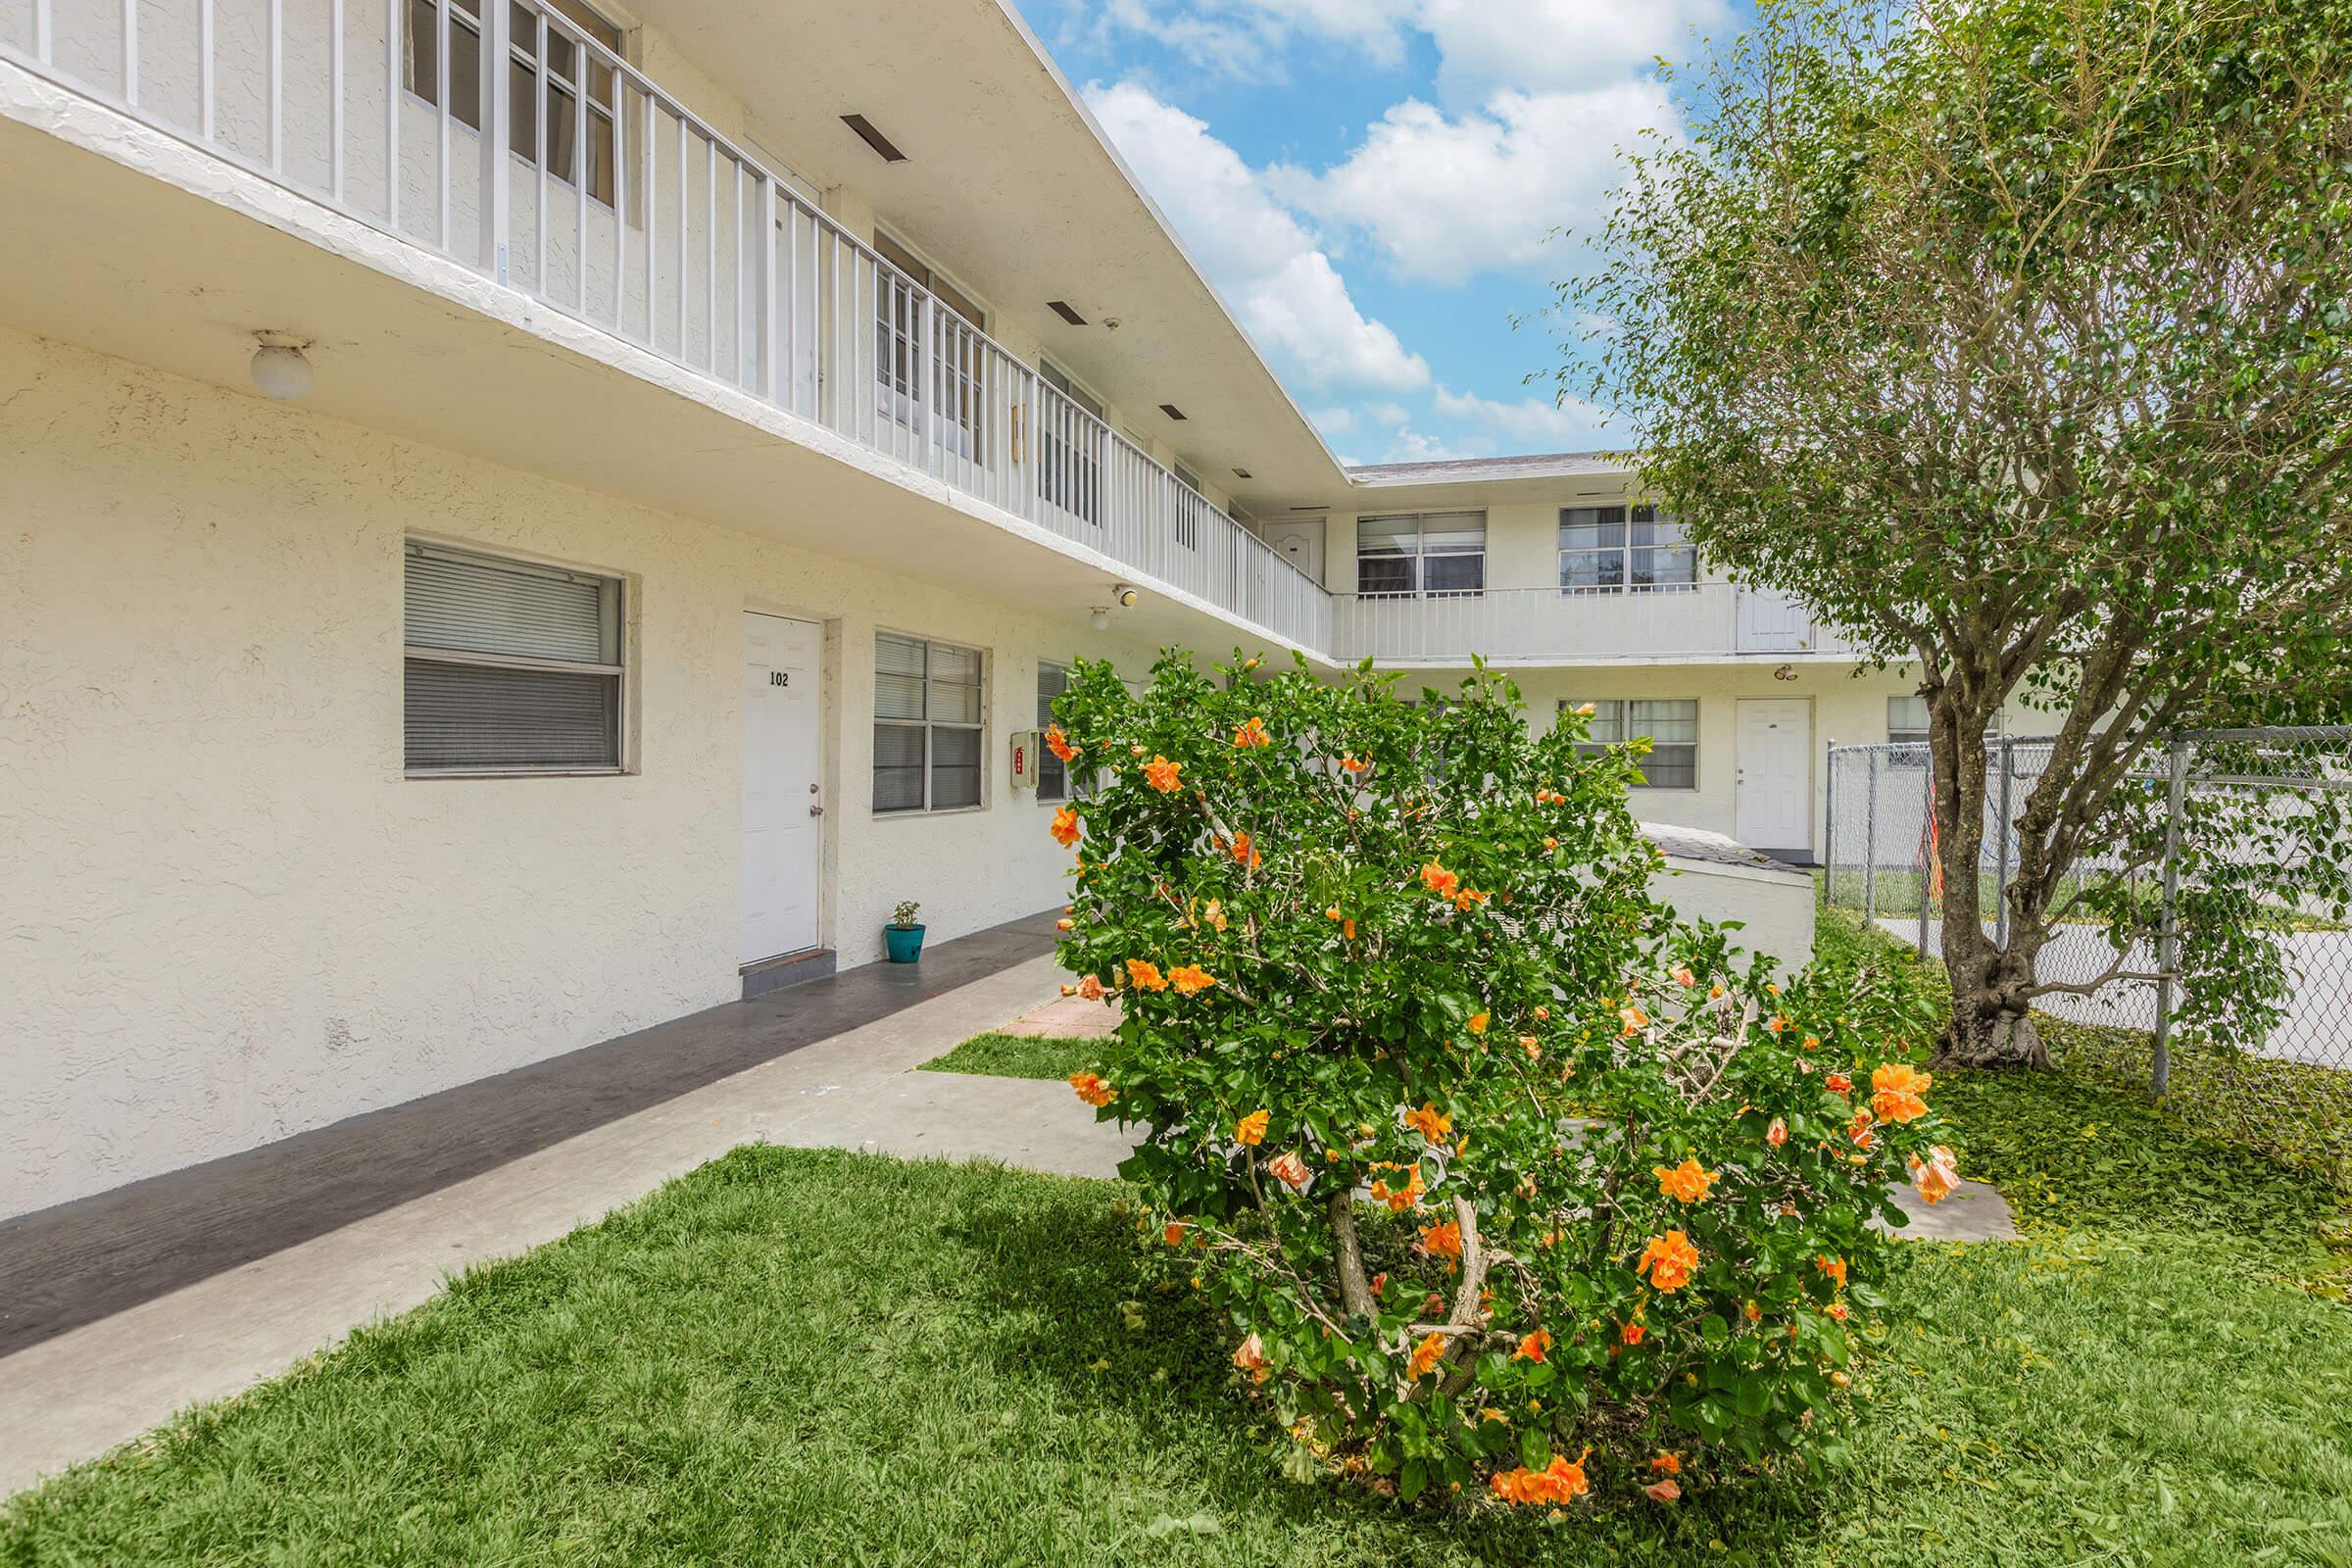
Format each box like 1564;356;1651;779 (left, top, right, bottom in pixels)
9;1061;2352;1564
918;1030;1124;1081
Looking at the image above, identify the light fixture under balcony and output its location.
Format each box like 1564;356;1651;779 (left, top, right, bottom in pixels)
248;332;313;401
1112;584;1140;609
1089;607;1110;632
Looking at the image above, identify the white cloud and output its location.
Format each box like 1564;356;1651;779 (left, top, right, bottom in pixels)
1378;427;1495;464
1309;406;1357;435
1085;81;1431;394
1432;384;1615;447
1272;84;1677;284
1090;0;1725;103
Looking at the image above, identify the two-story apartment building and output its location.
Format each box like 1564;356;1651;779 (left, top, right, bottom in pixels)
0;0;1924;1220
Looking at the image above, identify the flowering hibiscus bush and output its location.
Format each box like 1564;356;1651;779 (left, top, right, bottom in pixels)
1048;651;1955;1506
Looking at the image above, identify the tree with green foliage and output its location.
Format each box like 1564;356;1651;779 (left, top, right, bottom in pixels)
1047;652;1954;1503
1566;0;2352;1066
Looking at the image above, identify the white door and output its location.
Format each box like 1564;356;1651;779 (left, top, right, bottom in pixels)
1735;699;1813;853
1737;587;1814;652
1259;519;1325;584
742;612;823;963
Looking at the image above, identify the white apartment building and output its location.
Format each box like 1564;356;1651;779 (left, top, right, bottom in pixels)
0;0;1922;1219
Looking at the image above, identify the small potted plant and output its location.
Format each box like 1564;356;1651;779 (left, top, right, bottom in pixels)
884;900;926;963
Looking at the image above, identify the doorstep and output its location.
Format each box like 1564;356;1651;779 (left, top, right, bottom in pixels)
741;947;838;999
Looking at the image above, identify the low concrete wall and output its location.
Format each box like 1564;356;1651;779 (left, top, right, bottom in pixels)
1642;823;1816;971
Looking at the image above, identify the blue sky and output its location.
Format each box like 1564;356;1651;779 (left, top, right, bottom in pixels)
1015;0;1738;466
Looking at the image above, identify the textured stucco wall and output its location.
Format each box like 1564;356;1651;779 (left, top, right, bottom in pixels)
0;325;1159;1218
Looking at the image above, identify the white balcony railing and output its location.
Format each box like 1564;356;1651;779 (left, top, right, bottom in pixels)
2;0;1331;652
1330;585;1857;664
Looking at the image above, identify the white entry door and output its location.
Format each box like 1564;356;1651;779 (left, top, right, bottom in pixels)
1737;587;1814;652
1735;699;1813;853
1258;518;1325;584
742;612;823;963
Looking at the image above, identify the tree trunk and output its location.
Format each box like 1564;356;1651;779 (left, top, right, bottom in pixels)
1926;674;2050;1068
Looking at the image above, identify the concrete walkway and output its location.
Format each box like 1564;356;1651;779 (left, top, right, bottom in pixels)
0;952;2010;1498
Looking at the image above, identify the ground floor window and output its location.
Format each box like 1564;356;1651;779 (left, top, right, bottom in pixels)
403;541;624;774
1887;694;1931;745
1565;698;1699;789
874;633;984;812
1037;661;1070;801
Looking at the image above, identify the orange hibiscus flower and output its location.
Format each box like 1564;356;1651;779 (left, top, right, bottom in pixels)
1644;1480;1682;1503
1513;1328;1551;1364
1825;1072;1853;1095
1670;965;1696;987
1168;963;1218;996
1870;1062;1935;1124
1407;1334;1447;1380
1267;1152;1312;1189
1619;1004;1650;1036
1420;860;1460;898
1050;806;1082;848
1816;1254;1848;1288
1069;1073;1114;1107
1420;1219;1464;1259
1233;1332;1269;1383
1234;1107;1271;1147
1163;1221;1188;1247
1638;1230;1701;1293
1519;1034;1543;1060
1653;1158;1720;1203
1649;1451;1682;1476
1766;1117;1789;1148
1143;755;1183;793
1621;1319;1646;1346
1125;958;1168;992
1908;1144;1960;1204
1340;754;1371;773
1370;1166;1426;1213
1045;724;1078;763
1232;716;1272;749
1467;1011;1490;1037
1847;1107;1877;1149
1490;1451;1590;1505
1403;1102;1452;1142
1228;831;1262;869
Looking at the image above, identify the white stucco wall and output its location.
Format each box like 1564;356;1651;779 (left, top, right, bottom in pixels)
0;324;1162;1218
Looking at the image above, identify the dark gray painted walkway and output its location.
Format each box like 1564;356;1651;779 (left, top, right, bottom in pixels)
0;910;1059;1359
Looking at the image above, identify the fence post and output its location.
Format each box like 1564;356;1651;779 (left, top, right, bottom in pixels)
1920;749;1936;954
1994;736;2013;950
1864;747;1879;922
1821;741;1837;910
2152;733;2188;1102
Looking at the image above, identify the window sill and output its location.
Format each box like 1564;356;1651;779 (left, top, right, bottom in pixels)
873;805;990;819
406;767;628;780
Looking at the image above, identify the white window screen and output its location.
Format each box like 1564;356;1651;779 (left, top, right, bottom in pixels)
1565;698;1699;789
1038;661;1070;801
404;542;623;773
1560;505;1697;592
1356;513;1486;598
875;633;985;812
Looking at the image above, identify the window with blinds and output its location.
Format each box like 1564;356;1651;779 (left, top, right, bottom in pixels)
1564;698;1699;789
1356;513;1486;598
875;633;985;812
404;542;624;774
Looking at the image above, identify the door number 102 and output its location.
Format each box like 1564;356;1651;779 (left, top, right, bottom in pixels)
767;671;791;687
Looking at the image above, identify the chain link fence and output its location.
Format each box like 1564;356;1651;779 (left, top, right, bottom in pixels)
1825;727;2352;1184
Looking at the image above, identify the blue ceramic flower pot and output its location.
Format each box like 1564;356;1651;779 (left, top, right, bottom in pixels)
884;923;926;963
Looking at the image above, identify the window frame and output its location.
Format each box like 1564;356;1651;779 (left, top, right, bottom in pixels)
1354;512;1487;600
1886;694;1932;747
873;632;988;816
405;0;625;209
1037;660;1071;802
1563;697;1700;791
403;539;627;778
1557;504;1698;595
873;230;988;461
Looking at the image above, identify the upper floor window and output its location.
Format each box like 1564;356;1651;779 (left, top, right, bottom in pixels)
404;542;624;774
406;0;622;208
874;232;986;461
1356;513;1486;599
874;633;984;813
1171;465;1204;552
1564;698;1699;789
1558;505;1697;593
1038;360;1102;524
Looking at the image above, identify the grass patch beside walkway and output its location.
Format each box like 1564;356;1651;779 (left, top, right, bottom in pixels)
917;1031;1124;1081
9;1074;2352;1562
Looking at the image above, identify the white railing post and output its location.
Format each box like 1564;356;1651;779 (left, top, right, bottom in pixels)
480;0;510;281
760;177;779;402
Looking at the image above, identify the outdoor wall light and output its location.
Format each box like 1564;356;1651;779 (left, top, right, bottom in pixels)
1112;584;1140;609
1090;607;1111;632
1773;663;1798;681
249;334;314;401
